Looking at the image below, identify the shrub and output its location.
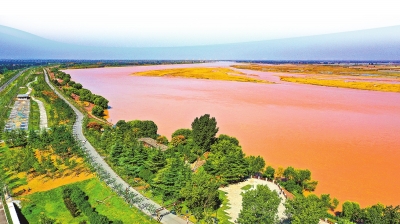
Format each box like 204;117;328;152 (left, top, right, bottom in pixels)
92;105;104;117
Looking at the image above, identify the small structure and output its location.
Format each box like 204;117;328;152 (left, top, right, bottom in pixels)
17;94;30;100
138;138;168;151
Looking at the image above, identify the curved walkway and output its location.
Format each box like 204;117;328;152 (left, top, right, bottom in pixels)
219;178;287;223
27;77;48;129
43;69;189;224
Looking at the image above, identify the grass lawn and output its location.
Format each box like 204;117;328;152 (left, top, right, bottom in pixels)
240;185;252;191
20;178;158;224
29;100;40;130
18;87;28;94
214;190;232;224
132;67;268;83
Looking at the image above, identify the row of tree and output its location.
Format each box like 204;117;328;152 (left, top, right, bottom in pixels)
31;72;75;126
49;68;109;117
83;114;316;221
63;186;123;223
2;126;83;179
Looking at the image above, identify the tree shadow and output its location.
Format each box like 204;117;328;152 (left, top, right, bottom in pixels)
14;203;29;224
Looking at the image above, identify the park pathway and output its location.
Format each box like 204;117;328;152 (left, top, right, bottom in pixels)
43;69;189;224
27;77;48;129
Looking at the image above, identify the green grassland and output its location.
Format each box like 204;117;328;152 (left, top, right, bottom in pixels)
20;178;158;224
29;100;40;130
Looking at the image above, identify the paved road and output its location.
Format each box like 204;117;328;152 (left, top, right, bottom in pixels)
27;77;48;129
43;69;189;224
0;68;29;93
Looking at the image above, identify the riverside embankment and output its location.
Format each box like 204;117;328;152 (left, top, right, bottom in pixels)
65;62;400;207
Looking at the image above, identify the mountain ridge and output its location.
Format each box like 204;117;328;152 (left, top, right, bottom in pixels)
1;25;400;60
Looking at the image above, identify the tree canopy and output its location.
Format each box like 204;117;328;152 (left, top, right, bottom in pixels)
237;185;281;224
285;194;327;224
191;114;219;153
180;169;221;221
204;139;248;184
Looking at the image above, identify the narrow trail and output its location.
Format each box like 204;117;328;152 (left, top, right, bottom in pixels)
43;69;190;224
27;77;48;129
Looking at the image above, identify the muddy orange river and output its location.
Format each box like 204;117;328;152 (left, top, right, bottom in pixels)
65;62;400;207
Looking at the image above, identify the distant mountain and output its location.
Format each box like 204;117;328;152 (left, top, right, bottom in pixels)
1;25;400;60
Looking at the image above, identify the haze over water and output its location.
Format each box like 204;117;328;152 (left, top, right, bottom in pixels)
65;62;400;207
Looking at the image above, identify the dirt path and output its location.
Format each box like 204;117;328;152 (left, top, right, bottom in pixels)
219;178;287;223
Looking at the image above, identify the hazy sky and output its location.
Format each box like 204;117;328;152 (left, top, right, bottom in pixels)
1;0;400;47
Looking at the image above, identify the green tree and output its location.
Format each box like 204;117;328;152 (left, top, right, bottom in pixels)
72;83;82;89
110;141;124;164
92;105;104;117
191;114;219;152
285;194;327;224
156;135;168;145
146;148;166;173
382;205;400;224
180;169;221;221
152;157;191;201
93;95;109;109
171;128;192;139
341;201;361;221
39;213;58;224
320;194;339;211
263;166;275;180
237;185;281;224
204;140;248;184
128;120;158;139
217;134;239;146
246;155;265;175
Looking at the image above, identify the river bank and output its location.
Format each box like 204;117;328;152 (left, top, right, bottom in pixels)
64;62;400;207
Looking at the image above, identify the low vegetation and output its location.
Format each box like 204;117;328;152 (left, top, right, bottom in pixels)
132;67;268;83
58;60;207;69
48;67;109;118
29;100;40;130
30;71;75;126
280;76;400;92
232;63;400;77
2;63;399;224
20;178;157;224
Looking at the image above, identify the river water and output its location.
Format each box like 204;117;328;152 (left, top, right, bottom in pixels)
64;62;400;207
